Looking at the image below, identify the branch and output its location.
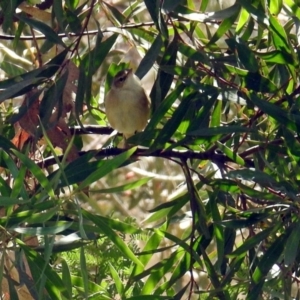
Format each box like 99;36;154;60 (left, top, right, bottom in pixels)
0;22;155;41
69;125;115;135
38;147;255;168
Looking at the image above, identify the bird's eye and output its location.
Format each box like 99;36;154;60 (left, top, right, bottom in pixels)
119;76;125;82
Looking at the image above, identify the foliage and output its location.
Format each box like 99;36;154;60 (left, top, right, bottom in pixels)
0;0;300;299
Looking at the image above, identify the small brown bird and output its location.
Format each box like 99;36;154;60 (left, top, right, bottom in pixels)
105;69;151;143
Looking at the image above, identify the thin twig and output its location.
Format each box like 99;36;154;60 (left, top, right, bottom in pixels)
0;22;156;41
37;147;255;168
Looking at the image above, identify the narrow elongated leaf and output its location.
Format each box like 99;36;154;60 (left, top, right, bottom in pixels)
235;38;259;72
249;230;289;299
0;77;45;103
189;125;250;136
18;241;66;299
136;34;163;79
208;7;240;45
146;83;185;132
154;251;190;295
16;14;65;46
178;43;210;64
78;147;136;189
216;142;245;166
150;37;178;109
150;95;190;149
11;150;55;198
228;225;280;258
39;69;68;125
144;0;168;37
109;263;124;296
269;15;291;55
13;221;73;235
0;197;29;206
284;221;300;266
80;247;89;296
0;48;69;89
82;210;143;267
61;259;72;299
96;177;152;193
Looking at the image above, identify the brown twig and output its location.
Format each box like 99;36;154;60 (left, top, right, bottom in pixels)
0;22;156;41
37;146;255;168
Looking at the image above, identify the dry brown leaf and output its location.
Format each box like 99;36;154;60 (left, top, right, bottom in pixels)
11;122;32;149
47;125;79;162
18;90;40;136
12;87;79;162
2;250;37;300
62;60;79;116
18;3;52;22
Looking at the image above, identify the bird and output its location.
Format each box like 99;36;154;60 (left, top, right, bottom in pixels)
104;69;151;146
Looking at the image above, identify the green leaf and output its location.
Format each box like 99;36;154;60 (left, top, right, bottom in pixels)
209;192;224;272
136;34;163;79
129;227;166;281
144;0;168;37
65;7;82;33
0;177;12;197
80;246;89;297
249;230;289;299
126;296;171;300
150;37;178;109
268;0;282;15
13;221;73;235
0;60;25;76
207;5;240;45
235;38;259;72
11;149;55;198
257;50;294;64
0;48;69;102
269;14;291;55
96;177;152;193
219;213;270;229
211;179;240;194
162;0;183;11
216;141;245;166
0;197;30;206
39;69;68;125
248;92;297;129
236;7;250;34
0;48;68;90
154;251;190;295
53;0;66;32
150;93;191;149
178;43;210;65
16;14;66;47
144;192;190;224
104;1;127;23
78;147;136;190
188;125;250;136
18;241;66;299
242;72;278;92
0;135;17;152
109;263;125;296
82;33;117;76
239;0;269;26
82;210;144;268
0;76;45;103
228;225;280;258
146;83;185;132
284;221;300;266
61;259;72;299
1;0;24;31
